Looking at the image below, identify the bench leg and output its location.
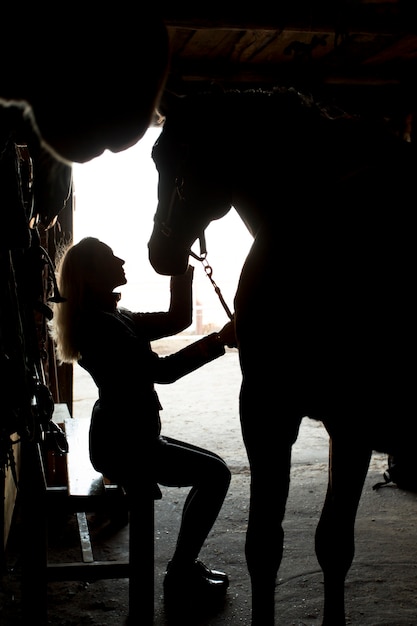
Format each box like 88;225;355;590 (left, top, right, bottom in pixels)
128;488;155;624
76;512;94;563
20;441;48;625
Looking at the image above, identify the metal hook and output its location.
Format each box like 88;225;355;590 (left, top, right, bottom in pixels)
197;254;233;321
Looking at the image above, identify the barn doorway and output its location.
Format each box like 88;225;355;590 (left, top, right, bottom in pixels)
70;126;252;417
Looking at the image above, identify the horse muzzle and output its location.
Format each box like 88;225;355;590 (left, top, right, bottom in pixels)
148;226;190;276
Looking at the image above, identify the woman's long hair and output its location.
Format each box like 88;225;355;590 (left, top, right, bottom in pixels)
49;237;102;363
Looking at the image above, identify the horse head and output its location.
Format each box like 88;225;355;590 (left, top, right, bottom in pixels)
148;91;234;276
0;6;169;164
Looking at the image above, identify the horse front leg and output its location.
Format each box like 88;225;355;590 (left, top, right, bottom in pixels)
315;430;371;626
245;448;292;626
241;390;301;626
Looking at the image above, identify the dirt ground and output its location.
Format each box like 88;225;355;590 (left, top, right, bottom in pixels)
2;337;417;625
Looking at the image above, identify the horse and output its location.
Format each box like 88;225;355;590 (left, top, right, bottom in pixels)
147;87;416;625
0;6;168;164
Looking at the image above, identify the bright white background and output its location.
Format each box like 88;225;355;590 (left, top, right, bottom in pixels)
72;127;253;331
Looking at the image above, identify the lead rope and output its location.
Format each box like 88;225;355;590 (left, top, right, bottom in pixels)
190;236;234;321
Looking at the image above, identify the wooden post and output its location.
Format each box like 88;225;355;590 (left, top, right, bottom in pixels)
20;439;48;624
128;483;155;624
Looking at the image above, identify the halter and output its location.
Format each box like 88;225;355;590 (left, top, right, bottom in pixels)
154;171;208;262
154;175;233;321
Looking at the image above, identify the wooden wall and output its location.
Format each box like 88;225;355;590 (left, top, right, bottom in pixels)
1;102;74;555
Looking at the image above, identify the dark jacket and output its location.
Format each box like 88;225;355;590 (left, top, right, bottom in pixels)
77;272;225;478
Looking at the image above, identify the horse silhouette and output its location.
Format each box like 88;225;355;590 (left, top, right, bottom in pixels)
147;87;416;626
0;6;168;164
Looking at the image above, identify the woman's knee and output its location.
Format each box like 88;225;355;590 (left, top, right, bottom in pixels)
212;458;232;490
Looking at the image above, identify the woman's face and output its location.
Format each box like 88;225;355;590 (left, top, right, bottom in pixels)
89;242;127;293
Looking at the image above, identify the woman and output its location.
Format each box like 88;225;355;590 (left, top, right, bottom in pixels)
49;236;236;604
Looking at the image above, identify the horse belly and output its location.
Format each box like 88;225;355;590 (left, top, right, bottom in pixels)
235;232;414;422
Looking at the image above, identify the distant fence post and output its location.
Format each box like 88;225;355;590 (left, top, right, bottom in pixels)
196;299;203;335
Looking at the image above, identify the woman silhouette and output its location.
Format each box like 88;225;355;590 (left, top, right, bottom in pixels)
49;236;236;605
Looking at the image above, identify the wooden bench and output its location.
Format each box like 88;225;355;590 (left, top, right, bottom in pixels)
23;403;160;625
46;405;130;579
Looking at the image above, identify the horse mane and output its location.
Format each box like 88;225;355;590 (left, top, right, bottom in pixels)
162;84;412;146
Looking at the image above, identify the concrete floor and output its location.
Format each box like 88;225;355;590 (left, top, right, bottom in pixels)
2;341;417;625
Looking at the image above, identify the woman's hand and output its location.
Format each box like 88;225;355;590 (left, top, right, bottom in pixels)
170;264;194;291
185;264;194;279
218;318;238;348
173;264;194;281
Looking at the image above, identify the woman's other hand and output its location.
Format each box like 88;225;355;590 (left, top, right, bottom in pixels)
218;319;237;349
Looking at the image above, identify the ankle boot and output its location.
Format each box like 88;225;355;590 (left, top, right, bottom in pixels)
164;559;229;600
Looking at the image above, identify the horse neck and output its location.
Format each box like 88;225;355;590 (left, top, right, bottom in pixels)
231;196;265;238
227;120;281;238
230;148;277;238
